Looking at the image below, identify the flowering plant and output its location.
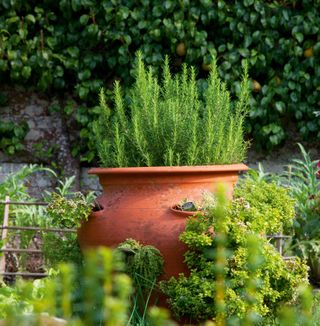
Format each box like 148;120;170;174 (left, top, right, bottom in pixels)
47;192;93;228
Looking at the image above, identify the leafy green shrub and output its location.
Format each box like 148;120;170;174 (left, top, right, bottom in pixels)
0;278;45;320
233;177;296;234
42;232;83;268
0;247;177;326
0;248;133;325
42;191;94;268
0;165;53;224
161;179;309;323
1;1;320;159
94;53;249;167
47;192;93;229
117;239;164;288
117;239;165;325
284;144;320;285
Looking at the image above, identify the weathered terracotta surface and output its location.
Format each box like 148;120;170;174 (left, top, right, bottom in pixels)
77;164;248;279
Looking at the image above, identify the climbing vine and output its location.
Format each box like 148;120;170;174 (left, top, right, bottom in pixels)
1;0;320;160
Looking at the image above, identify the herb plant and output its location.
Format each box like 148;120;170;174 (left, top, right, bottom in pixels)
284;144;320;285
43;191;94;268
161;179;309;322
47;192;93;229
93;52;250;167
117;239;165;325
0;218;316;326
117;239;164;288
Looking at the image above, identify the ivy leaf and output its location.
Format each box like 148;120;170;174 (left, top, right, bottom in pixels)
275;101;285;114
294;32;304;43
21;66;31;79
78;69;91;81
67;47;80;58
25;14;36;24
80;14;89;25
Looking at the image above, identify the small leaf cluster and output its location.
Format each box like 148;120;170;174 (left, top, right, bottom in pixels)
44;191;94;268
161;177;309;322
117;238;164;288
47;192;93;229
0;120;28;155
1;1;320;160
233;176;296;235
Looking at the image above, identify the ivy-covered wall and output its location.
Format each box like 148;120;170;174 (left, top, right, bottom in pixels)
1;0;320;162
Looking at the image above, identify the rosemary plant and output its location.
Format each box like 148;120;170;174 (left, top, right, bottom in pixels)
93;52;250;167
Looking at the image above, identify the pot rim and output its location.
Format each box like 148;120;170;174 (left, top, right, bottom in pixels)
89;164;248;175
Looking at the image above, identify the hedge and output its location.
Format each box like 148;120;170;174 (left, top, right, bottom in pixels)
0;0;320;161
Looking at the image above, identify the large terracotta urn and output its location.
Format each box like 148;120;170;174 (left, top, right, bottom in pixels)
77;164;248;279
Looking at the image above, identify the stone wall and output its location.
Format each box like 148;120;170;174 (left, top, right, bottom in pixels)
0;86;81;191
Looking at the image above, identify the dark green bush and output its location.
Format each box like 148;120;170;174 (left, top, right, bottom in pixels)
1;0;320;160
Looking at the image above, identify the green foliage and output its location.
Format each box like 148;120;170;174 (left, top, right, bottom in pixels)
43;186;94;269
0;165;53;224
94;53;249;167
1;248;133;325
117;239;164;287
47;192;93;229
233;176;296;234
0;247;176;326
2;1;320;159
42;232;83;269
0;168;93;270
0;278;45;320
117;239;165;325
0;120;28;155
0;89;28;156
284;144;320;285
161;180;309;323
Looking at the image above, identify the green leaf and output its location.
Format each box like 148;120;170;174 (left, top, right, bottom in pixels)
78;86;89;99
275;101;285;114
25;14;36;24
294;32;304;43
238;48;250;57
7;145;15;155
120;6;130;19
78;69;91;81
87;24;99;35
290;92;298;102
67;47;80;58
80;14;89;25
221;61;231;70
6;16;19;24
288;81;295;90
21;66;31;79
282;10;289;21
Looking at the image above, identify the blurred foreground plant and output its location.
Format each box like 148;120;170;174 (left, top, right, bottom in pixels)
1;248;131;326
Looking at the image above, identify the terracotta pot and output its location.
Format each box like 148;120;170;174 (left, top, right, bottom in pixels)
77;164;248;280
